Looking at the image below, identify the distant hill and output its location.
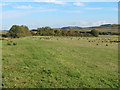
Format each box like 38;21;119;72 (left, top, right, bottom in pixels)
85;24;119;32
1;24;119;33
86;24;119;29
0;30;9;32
61;24;119;32
61;26;82;30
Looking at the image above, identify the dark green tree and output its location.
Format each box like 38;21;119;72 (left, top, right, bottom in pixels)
54;29;62;36
8;25;31;38
91;29;99;37
37;27;55;36
62;30;68;36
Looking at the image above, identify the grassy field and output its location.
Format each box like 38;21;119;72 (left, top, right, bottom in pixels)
2;35;119;88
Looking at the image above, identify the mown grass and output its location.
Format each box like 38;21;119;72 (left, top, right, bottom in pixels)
2;35;119;88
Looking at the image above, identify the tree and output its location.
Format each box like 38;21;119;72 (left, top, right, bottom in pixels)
54;29;62;36
37;27;55;36
67;30;74;36
8;25;31;38
62;30;68;36
91;29;99;37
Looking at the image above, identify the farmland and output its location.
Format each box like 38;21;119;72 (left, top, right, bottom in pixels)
2;35;119;88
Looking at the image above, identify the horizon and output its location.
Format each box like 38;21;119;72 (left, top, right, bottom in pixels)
1;2;118;30
0;23;118;31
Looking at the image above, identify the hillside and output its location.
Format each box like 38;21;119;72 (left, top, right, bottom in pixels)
61;24;119;32
61;26;82;30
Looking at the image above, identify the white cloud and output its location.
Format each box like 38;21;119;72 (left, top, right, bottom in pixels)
1;0;120;2
91;20;110;25
90;20;117;26
0;3;10;6
73;2;84;6
3;7;57;19
112;8;119;12
76;20;117;27
35;8;57;12
79;21;89;26
64;10;81;13
3;10;28;19
85;7;103;10
34;0;65;4
13;5;34;9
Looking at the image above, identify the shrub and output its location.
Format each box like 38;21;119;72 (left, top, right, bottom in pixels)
13;42;17;45
8;25;31;38
106;44;108;46
7;42;11;45
37;27;55;36
91;29;99;37
67;71;80;78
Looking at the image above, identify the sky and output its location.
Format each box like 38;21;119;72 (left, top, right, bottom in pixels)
0;0;119;30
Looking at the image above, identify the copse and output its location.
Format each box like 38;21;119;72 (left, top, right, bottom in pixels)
90;29;99;37
54;29;62;36
7;25;31;38
37;27;55;36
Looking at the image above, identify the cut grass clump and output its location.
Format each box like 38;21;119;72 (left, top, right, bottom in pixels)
7;40;17;46
7;42;11;45
67;71;81;78
41;69;53;75
13;42;17;45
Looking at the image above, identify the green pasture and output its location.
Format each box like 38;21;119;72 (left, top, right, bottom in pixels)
2;35;119;88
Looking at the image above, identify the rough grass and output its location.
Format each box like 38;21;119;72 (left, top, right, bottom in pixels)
2;35;119;88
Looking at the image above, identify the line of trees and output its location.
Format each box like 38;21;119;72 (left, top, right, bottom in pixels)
37;27;55;36
99;32;119;35
5;25;100;38
32;27;99;37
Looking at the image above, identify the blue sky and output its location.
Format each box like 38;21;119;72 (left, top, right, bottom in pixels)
0;1;118;30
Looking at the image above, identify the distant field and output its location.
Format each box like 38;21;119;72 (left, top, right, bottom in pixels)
2;35;119;88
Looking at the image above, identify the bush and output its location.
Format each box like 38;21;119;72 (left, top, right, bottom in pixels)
37;27;55;36
8;25;31;38
7;40;17;46
13;42;17;45
7;42;12;45
91;29;99;37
